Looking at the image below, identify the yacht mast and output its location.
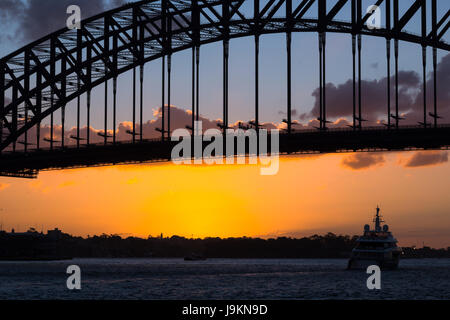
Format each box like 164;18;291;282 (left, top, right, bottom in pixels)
374;206;384;231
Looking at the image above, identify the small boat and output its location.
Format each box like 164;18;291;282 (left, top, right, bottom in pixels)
347;206;402;270
184;253;206;261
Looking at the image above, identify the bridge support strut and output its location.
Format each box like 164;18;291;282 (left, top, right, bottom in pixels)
422;46;427;128
113;76;117;145
255;34;259;154
394;39;399;129
191;46;195;136
196;46;200;122
318;33;327;130
286;32;292;135
433;47;438;128
223;39;229;133
104;76;108;145
161;56;165;141
352;35;356;129
387;38;391;129
168;54;172;139
358;34;362;129
87;90;91;145
140;65;144;141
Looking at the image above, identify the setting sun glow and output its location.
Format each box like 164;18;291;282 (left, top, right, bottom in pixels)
1;152;450;247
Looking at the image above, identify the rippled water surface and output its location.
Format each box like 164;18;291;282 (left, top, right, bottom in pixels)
0;258;449;299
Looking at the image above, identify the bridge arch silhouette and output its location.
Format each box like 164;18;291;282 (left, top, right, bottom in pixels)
0;0;449;177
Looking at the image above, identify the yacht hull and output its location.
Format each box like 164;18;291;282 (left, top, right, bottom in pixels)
347;257;399;270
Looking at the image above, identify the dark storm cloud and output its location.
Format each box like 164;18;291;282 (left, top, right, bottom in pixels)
22;0;106;41
0;0;127;43
110;0;127;7
300;71;420;123
341;153;386;170
300;53;450;125
419;53;450;120
400;151;448;168
0;0;26;42
278;109;298;117
0;0;25;18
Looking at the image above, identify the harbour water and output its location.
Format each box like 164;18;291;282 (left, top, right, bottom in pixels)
0;258;449;299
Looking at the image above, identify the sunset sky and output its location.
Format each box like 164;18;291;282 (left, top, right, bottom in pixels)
1;1;450;249
1;151;450;248
1;1;449;131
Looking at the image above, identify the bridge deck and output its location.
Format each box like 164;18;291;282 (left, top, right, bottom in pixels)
1;126;450;178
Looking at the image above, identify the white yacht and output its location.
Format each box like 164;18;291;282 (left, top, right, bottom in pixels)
347;206;402;270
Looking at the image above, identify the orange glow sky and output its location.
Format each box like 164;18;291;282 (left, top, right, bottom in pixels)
1;151;450;248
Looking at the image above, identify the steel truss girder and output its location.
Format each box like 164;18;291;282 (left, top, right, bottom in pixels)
0;0;449;152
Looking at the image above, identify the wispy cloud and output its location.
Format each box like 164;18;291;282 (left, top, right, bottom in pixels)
399;151;449;168
341;153;386;170
6;105;282;151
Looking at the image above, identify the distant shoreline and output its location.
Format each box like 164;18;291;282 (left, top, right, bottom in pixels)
1;230;449;260
1;257;450;263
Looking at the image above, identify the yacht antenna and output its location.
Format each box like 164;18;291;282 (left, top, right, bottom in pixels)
374;205;384;231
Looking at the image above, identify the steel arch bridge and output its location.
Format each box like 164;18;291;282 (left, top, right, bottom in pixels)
0;0;449;177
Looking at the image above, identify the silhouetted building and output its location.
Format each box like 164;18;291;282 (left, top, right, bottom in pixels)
6;228;42;238
47;228;63;240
